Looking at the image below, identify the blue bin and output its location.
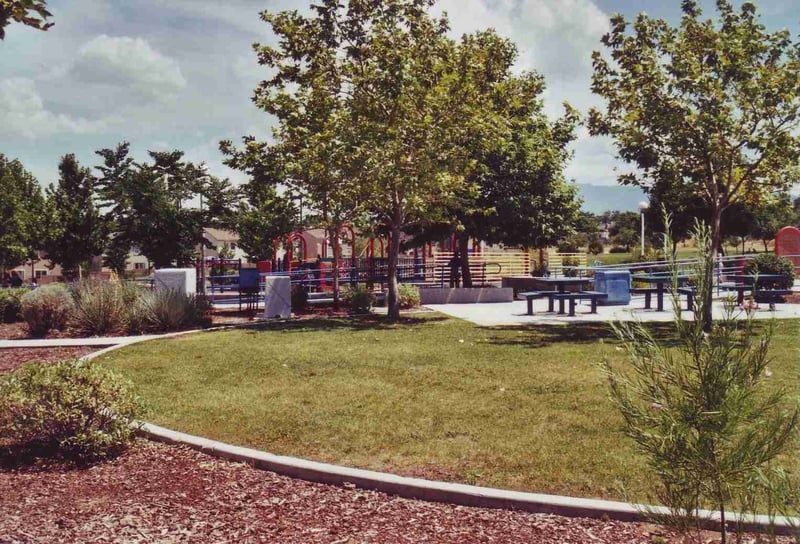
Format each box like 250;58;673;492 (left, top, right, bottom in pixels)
594;270;631;305
239;268;260;291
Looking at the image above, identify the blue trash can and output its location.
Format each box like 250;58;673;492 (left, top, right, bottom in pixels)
594;270;631;305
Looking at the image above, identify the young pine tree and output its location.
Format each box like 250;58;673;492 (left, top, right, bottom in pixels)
603;220;798;542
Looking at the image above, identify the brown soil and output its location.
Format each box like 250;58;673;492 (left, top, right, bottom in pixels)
0;440;692;544
0;347;100;374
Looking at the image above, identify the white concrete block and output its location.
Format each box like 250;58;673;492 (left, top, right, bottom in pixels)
263;276;291;318
154;268;197;296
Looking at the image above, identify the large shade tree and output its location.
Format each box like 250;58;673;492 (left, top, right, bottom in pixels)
226;0;479;319
0;154;47;273
589;0;800;325
0;0;52;40
44;154;105;275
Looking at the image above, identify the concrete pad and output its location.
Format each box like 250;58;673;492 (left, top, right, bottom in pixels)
426;296;800;327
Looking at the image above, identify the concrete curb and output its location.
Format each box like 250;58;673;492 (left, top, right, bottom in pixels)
139;423;797;536
84;324;799;537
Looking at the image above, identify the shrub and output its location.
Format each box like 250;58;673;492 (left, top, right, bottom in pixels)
0;288;26;323
291;284;309;311
397;283;420;309
587;239;604;255
562;256;580;278
557;240;580;253
135;289;207;332
341;284;375;314
743;253;795;289
609;246;628;254
20;285;74;337
0;359;144;462
70;281;128;336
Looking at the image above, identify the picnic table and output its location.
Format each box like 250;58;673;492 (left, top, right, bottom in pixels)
721;274;791;306
521;277;606;316
631;273;691;312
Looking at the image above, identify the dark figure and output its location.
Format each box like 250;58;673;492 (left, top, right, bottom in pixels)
9;271;23;287
448;253;461;288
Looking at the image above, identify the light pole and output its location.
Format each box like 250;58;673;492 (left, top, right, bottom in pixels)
638;201;649;255
198;164;209;296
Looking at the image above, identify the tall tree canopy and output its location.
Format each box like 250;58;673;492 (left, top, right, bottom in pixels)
589;0;800;325
44;154;105;274
225;0;483;319
0;0;52;40
0;154;47;272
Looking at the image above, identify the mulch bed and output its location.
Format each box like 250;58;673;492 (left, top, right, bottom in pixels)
0;347;99;374
0;440;692;544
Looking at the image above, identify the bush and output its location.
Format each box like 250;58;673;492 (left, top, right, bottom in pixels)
609;246;628;254
562;256;580;278
135;289;207;332
70;281;128;336
20;285;74;337
557;240;580;253
0;359;144;462
587;239;604;255
341;284;375;314
743;253;795;289
397;283;420;309
291;284;309;311
0;288;26;323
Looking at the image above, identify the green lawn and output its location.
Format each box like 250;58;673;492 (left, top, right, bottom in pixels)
98;315;800;502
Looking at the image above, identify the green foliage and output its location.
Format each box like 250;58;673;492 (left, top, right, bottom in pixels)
562;256;580;278
590;0;800;322
0;287;25;323
341;285;375;315
134;289;208;333
44;154;105;274
397;283;420;310
744;253;795;289
587;239;604;255
0;154;47;271
290;285;308;312
0;0;53;40
603;220;799;542
70;281;128;336
0;359;143;462
20;284;73;337
608;246;628;254
235;180;299;262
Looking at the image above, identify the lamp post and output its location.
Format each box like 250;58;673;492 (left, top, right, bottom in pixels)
638;201;649;255
198;164;209;296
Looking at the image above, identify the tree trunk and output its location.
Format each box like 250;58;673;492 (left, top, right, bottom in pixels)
702;207;723;331
330;227;340;310
387;221;402;321
458;233;472;288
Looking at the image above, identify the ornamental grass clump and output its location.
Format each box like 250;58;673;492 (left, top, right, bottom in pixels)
0;359;144;463
603;220;799;543
70;280;128;336
135;289;208;332
20;284;74;337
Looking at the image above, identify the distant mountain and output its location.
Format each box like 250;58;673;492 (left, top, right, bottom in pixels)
575;183;647;214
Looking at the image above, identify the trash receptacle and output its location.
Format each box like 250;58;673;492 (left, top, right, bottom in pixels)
594;270;631;305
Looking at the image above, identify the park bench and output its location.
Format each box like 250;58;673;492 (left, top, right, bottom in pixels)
718;283;792;309
550;291;608;316
520;290;559;315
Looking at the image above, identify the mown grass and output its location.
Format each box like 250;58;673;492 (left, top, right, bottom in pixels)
99;314;800;502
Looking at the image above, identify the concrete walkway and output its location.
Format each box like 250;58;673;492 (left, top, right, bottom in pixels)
0;334;170;349
427;295;800;327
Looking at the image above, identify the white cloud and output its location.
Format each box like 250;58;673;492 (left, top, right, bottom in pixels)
0;78;114;139
71;35;187;100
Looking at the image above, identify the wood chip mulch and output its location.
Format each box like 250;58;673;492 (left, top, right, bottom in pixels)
0;347;99;374
0;440;684;544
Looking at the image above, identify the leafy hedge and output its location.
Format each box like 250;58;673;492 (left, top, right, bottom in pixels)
743;253;796;289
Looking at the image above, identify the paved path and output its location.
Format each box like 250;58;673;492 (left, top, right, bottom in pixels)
427;296;800;327
0;334;171;349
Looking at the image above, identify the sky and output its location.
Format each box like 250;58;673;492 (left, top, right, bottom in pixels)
1;0;798;188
